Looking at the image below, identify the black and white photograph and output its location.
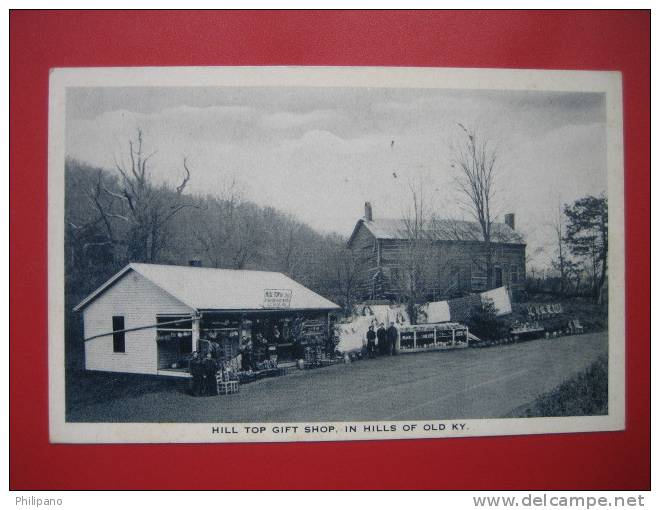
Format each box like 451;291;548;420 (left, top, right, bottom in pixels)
48;67;625;442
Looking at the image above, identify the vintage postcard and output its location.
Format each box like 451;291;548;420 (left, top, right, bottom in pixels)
48;66;625;443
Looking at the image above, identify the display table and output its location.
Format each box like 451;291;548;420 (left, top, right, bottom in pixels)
398;323;470;353
510;324;545;342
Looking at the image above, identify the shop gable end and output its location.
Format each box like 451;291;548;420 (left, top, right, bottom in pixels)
82;269;193;375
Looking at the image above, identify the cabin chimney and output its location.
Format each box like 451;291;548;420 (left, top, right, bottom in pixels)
188;258;202;267
364;202;373;222
504;213;515;230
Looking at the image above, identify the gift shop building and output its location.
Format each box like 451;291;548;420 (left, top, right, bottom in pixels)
73;263;340;377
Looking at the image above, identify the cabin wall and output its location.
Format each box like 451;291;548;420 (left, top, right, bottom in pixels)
430;241;527;295
82;270;193;375
348;223;381;298
352;235;526;301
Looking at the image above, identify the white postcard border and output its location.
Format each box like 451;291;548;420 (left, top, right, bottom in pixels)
48;66;625;443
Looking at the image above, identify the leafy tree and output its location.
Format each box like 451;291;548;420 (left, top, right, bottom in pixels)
564;194;608;303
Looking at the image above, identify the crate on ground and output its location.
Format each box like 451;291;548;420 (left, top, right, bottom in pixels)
304;345;325;367
216;378;239;395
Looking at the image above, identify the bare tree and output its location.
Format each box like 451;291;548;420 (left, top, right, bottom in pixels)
261;212;306;278
230;206;263;269
551;201;568;295
396;182;437;323
281;221;303;277
329;243;368;312
194;179;244;268
87;129;199;262
450;123;499;289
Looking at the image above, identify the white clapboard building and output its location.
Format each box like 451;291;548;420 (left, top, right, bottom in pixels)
74;263;340;377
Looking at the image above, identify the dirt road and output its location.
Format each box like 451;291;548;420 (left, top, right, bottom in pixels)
67;332;608;422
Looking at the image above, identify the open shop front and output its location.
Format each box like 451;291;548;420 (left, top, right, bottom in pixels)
156;309;336;378
156;315;194;373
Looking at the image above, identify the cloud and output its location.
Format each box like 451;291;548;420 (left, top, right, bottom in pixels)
276;129;389;156
259;109;346;130
65;87;608;268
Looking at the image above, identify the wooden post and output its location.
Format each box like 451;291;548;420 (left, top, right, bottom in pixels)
413;330;417;350
192;312;200;352
452;327;455;346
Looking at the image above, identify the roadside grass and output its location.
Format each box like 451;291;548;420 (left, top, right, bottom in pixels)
508;355;608;418
65;369;187;417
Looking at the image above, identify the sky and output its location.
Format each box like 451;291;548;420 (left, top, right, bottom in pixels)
65;86;607;270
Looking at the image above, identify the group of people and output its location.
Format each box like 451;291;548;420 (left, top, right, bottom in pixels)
188;351;219;397
365;322;398;358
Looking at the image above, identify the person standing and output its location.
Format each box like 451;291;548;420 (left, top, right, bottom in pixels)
376;323;387;356
366;325;376;358
203;352;219;396
255;332;268;362
386;322;398;355
188;351;204;397
240;337;254;371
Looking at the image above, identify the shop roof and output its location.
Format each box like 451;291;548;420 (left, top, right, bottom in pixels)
74;263;340;312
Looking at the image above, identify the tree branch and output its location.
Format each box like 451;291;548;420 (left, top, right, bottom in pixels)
176;157;191;195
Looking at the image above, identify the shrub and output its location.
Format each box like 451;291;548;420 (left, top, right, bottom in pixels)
466;298;509;341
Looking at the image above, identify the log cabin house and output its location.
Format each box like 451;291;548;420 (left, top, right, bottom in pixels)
347;202;526;302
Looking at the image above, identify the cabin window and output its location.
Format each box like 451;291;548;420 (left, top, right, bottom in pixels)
510;265;519;284
494;266;503;287
156;315;193;354
112;316;125;353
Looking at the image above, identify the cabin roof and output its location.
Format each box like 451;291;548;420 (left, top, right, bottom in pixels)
347;218;525;246
73;262;340;312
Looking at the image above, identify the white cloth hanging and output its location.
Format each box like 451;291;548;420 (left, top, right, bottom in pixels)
420;300;451;323
335;316;375;353
480;286;512;316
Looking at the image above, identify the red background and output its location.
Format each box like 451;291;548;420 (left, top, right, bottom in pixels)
9;10;650;490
